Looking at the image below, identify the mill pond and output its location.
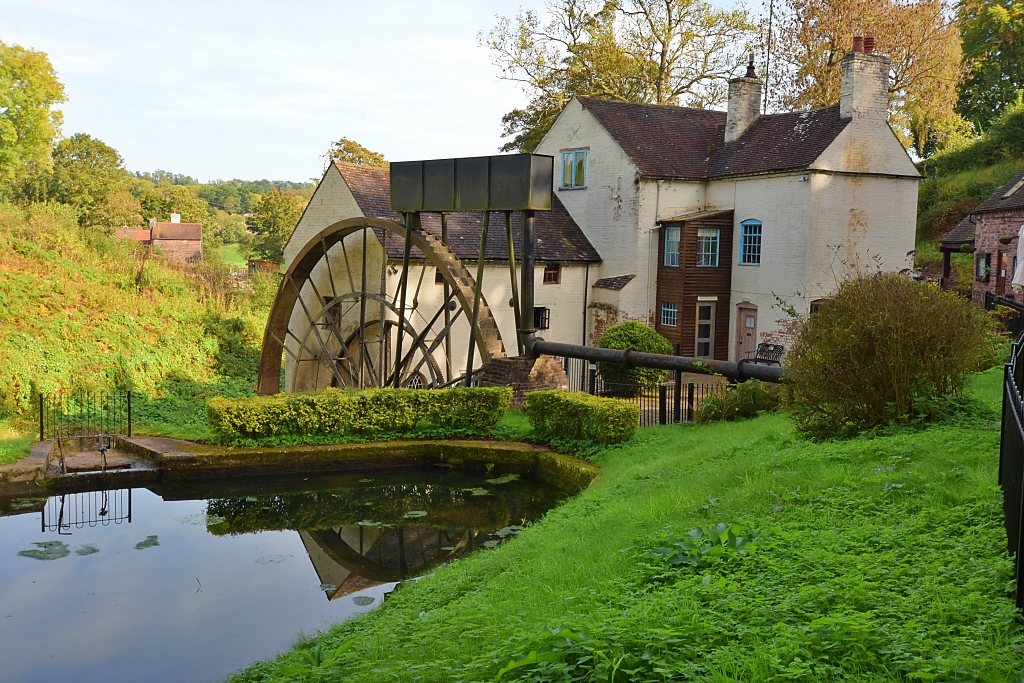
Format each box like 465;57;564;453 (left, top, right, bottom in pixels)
0;467;567;683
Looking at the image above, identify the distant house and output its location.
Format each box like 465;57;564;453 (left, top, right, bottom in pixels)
117;212;203;262
939;166;1024;301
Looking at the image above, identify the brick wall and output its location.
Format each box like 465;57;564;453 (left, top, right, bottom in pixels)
153;239;202;262
972;209;1024;303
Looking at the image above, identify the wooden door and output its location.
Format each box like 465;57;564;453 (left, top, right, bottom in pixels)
998;250;1008;295
695;302;716;359
737;307;757;359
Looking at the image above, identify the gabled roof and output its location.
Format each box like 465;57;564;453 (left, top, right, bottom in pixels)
151;222;202;240
940;216;975;247
577;97;852;180
973;167;1024;214
335;161;601;263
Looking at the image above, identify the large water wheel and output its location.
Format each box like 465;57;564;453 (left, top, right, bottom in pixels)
256;216;506;395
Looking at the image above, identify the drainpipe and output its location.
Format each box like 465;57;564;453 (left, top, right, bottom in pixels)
582;263;589;345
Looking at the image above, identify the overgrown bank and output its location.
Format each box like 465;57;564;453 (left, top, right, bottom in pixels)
231;368;1022;682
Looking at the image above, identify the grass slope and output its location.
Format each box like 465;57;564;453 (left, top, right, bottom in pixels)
233;368;1023;682
0;202;272;449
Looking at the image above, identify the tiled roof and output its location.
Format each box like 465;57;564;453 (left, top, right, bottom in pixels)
578;97;852;179
940;216;975;247
592;274;636;290
973;167;1024;214
706;105;851;178
336;161;601;263
151;222;202;240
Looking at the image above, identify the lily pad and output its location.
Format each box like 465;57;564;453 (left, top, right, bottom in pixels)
18;541;69;561
75;544;100;556
358;478;375;484
255;554;286;564
357;520;381;527
245;496;259;502
403;510;428;519
440;546;455;552
485;474;520;485
352;596;375;606
482;539;501;549
469;488;490;496
135;535;160;550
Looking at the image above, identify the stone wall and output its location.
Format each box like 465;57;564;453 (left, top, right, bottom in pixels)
479;356;569;408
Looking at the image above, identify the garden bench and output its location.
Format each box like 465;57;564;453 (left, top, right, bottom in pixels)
750;343;784;366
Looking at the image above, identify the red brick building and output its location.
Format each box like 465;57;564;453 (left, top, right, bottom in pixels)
117;213;203;262
939;167;1024;302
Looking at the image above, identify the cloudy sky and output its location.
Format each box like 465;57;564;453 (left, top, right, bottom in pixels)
1;0;549;182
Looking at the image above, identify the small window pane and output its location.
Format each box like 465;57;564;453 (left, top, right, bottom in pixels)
664;226;680;267
561;150;586;188
660;302;678;327
696;228;720;267
575;153;586;186
562;153;573;188
740;221;762;265
697;341;711;356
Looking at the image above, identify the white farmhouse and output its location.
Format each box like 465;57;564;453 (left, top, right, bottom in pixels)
535;41;919;360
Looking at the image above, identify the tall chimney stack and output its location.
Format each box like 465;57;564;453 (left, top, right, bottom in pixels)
724;53;763;143
840;35;889;122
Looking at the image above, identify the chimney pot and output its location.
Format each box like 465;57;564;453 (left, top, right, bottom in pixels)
852;35;864;52
864;34;875;54
745;52;756;78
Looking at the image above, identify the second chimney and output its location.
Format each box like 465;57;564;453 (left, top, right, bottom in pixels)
170;211;181;224
724;53;763;143
840;36;889;121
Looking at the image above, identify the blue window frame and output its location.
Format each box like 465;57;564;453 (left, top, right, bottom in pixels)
660;302;678;327
664;226;680;267
740;220;762;265
696;227;720;267
561;150;587;188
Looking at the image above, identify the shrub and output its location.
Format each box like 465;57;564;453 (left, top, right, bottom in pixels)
523;390;639;445
597;321;673;389
694;381;783;423
785;274;993;436
206;386;511;444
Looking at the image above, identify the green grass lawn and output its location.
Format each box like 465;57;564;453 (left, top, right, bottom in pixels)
231;368;1024;682
219;242;248;268
0;417;33;465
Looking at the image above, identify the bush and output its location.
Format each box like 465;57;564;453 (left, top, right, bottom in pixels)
694;381;783;423
524;390;639;445
597;321;673;389
786;274;993;436
206;386;511;444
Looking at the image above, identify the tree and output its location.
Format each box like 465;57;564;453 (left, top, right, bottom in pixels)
766;0;962;155
957;0;1024;131
49;133;131;222
91;189;144;230
482;0;753;152
0;40;66;196
326;137;388;167
245;189;305;262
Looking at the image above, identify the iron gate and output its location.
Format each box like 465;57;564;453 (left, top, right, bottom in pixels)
999;341;1024;612
38;391;132;442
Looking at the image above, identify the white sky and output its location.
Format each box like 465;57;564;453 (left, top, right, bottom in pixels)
0;0;550;183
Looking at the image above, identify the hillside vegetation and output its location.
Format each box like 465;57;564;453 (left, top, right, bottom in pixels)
0;202;274;449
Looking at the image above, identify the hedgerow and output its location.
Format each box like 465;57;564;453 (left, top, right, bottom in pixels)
694;380;783;423
597;321;672;389
523;390;639;445
206;387;511;445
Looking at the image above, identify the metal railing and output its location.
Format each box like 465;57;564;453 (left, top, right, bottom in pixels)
38;391;132;442
986;291;1024;339
558;356;724;427
1000;341;1024;612
42;489;132;534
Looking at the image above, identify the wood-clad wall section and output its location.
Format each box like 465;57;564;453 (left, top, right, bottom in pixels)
654;211;733;359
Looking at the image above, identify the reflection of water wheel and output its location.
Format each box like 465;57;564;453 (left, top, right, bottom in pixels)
257;217;505;394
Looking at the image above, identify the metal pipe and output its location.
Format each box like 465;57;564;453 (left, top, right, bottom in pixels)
520;209;536;353
526;338;785;383
395;212;417;388
504;211;523;356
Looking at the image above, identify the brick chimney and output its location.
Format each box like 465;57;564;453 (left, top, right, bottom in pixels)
840;36;890;122
724;53;763;143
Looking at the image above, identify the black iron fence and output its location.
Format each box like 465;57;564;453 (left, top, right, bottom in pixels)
42;489;132;533
986;291;1024;339
558;356;724;427
38;391;132;442
1000;341;1024;612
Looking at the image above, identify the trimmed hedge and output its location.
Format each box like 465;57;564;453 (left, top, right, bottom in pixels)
523;390;640;445
206;387;511;443
597;321;673;389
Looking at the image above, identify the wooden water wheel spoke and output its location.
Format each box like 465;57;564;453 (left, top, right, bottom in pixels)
257;217;505;394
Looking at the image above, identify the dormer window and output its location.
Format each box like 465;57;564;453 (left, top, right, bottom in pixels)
561;150;587;189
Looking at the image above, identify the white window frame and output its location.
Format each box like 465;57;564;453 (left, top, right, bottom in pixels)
696;228;720;267
660;301;678;327
739;220;762;266
561;149;587;189
664;226;680;267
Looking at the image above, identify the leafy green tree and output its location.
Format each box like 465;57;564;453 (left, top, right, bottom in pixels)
327;137;388;167
164;185;210;224
957;0;1024;131
482;0;752;152
91;189;144;229
597;320;673;390
49;133;130;222
245;189;305;262
0;40;66;197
